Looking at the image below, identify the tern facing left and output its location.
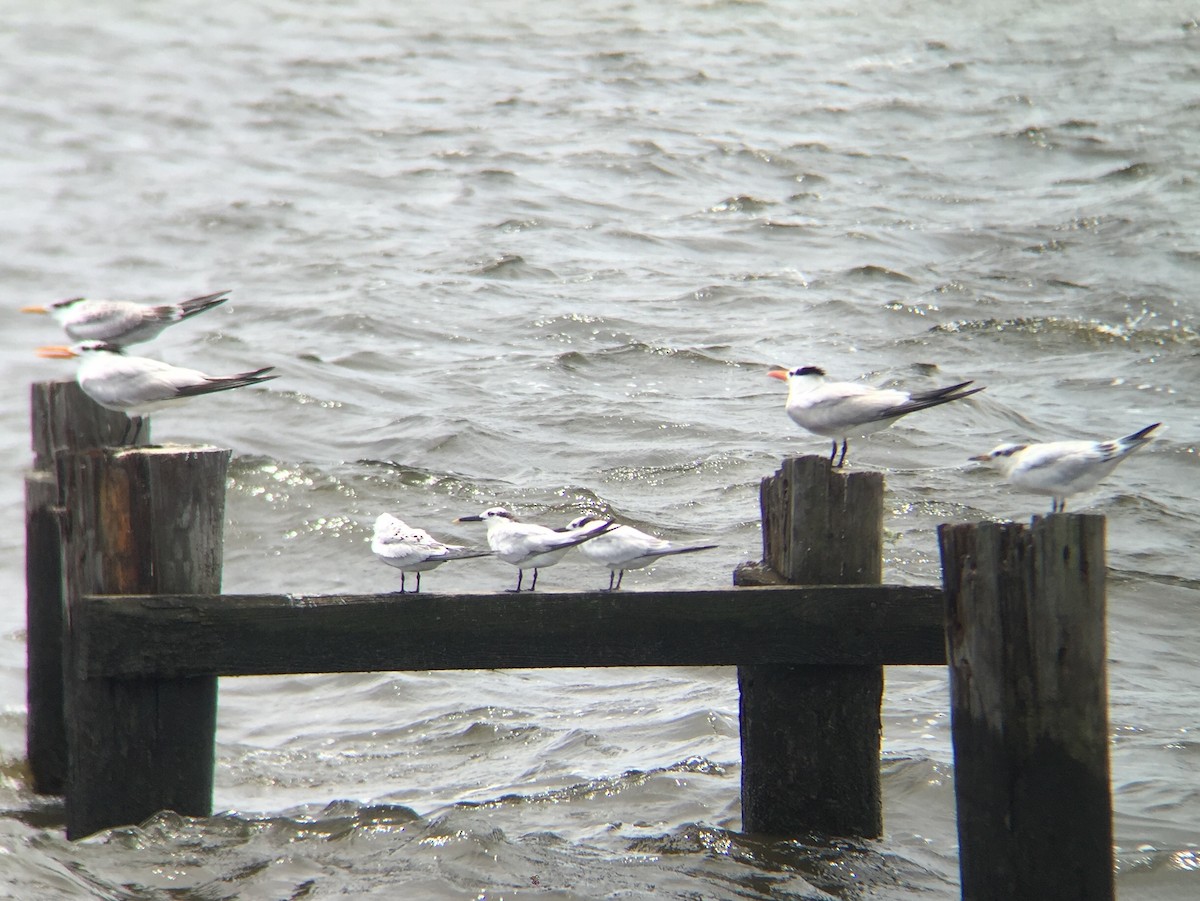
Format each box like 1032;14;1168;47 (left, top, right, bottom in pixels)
971;423;1161;513
454;507;614;592
37;341;277;443
371;513;489;593
564;515;718;591
769;365;985;467
22;290;230;346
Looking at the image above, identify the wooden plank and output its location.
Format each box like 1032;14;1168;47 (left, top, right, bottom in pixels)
737;455;885;837
61;446;228;839
70;585;945;678
939;515;1114;901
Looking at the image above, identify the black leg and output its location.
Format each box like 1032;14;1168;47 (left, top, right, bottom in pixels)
415;571;421;593
836;439;848;468
828;440;837;464
605;571;615;591
530;568;539;591
400;572;407;593
509;570;524;593
615;570;624;590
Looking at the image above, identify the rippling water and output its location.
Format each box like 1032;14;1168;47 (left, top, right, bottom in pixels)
2;1;1198;897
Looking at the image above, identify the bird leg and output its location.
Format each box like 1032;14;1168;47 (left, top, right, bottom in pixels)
836;439;849;468
509;570;524;593
530;568;539;591
414;572;422;593
828;440;838;464
614;570;625;590
605;570;616;592
400;572;407;593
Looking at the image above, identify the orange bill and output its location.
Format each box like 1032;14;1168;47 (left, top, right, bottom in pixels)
36;345;78;359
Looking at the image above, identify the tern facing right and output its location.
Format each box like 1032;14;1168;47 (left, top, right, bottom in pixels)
454;507;614;592
971;423;1161;513
769;365;985;467
37;340;277;443
22;290;230;346
371;513;489;593
564;515;718;590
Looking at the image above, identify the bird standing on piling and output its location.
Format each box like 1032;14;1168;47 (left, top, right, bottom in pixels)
768;365;985;467
36;340;277;443
563;515;718;591
454;507;614;592
971;423;1161;513
371;513;490;593
21;290;230;346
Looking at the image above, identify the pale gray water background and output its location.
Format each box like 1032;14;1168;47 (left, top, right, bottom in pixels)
1;0;1198;897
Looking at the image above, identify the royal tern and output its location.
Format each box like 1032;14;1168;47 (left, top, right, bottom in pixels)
971;422;1161;513
371;513;489;593
37;340;277;443
563;515;718;591
21;290;230;346
768;365;985;466
454;507;614;592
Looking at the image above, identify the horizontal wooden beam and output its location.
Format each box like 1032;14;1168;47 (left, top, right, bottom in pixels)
72;585;945;679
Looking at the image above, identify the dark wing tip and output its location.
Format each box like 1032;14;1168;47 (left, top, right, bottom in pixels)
1127;422;1162;441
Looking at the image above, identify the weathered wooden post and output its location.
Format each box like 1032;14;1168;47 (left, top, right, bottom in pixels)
734;455;884;836
938;515;1114;901
60;444;228;839
26;381;149;793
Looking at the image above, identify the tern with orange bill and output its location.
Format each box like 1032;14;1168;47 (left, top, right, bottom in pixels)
22;290;230;345
37;340;277;443
768;365;984;467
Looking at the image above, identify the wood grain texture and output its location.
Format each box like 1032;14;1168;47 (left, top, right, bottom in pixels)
25;382;152;795
939;514;1113;901
61;446;228;839
739;455;886;838
31;380;148;469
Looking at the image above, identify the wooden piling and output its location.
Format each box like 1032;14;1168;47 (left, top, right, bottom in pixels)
25;381;148;794
938;515;1114;901
733;455;885;837
60;445;228;839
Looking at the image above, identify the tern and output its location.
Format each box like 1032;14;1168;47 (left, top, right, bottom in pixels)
454;507;615;592
21;290;230;346
769;365;985;466
563;515;718;591
971;422;1161;513
37;340;278;443
371;513;490;593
